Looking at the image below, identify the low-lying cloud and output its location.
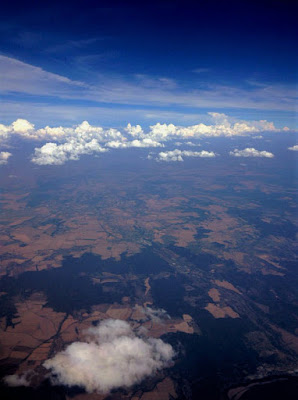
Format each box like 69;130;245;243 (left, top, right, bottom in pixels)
32;140;108;165
288;144;298;151
43;319;175;393
175;141;201;147
0;113;290;165
229;148;274;158
154;149;216;162
106;137;163;149
0;151;12;165
4;373;31;387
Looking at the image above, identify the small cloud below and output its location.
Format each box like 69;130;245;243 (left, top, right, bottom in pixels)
0;151;12;165
4;371;32;387
155;149;216;162
43;319;174;394
229;148;274;158
288;144;298;151
175;141;201;147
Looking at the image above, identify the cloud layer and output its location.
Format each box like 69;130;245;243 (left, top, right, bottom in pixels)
43;319;174;393
0;113;286;165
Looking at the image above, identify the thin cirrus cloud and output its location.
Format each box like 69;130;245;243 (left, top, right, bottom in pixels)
0;55;86;98
192;67;210;74
0;55;297;114
0;113;287;165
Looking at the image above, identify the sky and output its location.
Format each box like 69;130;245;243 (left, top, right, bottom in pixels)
0;0;297;128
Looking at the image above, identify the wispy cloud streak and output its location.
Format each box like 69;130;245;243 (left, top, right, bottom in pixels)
0;55;296;112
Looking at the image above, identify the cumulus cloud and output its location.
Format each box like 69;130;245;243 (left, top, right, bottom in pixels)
0;151;12;165
0;124;10;142
229;148;274;158
12;119;35;135
141;113;281;142
125;123;144;138
43;319;174;394
32;140;107;165
1;113;282;144
0;119;125;143
185;141;201;147
4;371;31;387
156;149;216;162
175;141;201;147
0;113;289;164
288;144;298;151
106;138;163;149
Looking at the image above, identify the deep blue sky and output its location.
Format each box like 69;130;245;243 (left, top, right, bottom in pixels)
0;0;297;128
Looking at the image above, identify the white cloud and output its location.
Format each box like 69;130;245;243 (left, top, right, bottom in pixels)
12;119;35;135
197;150;216;157
9;120;124;143
31;143;68;165
0;114;286;144
0;125;11;143
105;140;127;149
32;139;108;165
157;151;182;162
229;148;274;158
143;113;282;142
43;319;174;394
0;151;12;165
288;145;298;151
23;120;127;165
106;138;163;149
73;121;124;143
125;123;144;137
185;141;201;147
0;113;289;164
4;371;31;387
175;141;201;147
156;149;216;162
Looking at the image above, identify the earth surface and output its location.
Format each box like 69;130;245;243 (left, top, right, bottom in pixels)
0;134;297;399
